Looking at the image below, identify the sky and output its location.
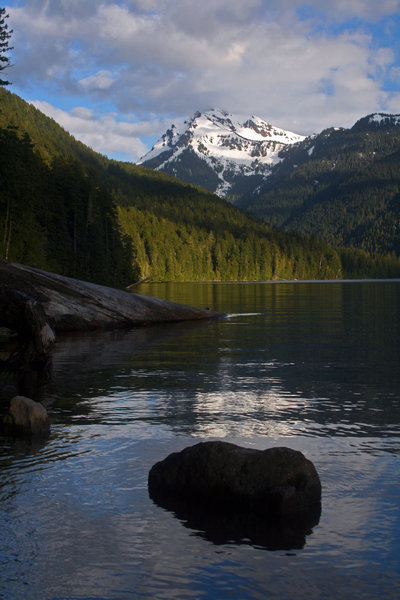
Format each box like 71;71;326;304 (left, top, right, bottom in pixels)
4;0;400;162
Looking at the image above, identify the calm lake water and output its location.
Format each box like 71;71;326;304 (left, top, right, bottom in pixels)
1;280;400;599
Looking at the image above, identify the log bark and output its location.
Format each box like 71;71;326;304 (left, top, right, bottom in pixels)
0;260;224;367
0;286;56;368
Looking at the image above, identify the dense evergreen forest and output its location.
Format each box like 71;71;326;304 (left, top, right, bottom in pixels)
239;116;400;258
1;88;400;283
0;124;134;286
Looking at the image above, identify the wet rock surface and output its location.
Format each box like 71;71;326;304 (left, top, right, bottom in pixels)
2;395;50;438
148;441;321;519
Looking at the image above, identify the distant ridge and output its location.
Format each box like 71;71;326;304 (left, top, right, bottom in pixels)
237;112;400;257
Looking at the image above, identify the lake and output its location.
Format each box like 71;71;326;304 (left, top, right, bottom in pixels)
1;280;400;599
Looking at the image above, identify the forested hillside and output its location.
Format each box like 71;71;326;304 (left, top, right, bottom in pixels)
1;88;399;282
0;124;134;286
238;115;400;257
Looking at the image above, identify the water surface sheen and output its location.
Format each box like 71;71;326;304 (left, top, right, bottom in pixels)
1;280;399;599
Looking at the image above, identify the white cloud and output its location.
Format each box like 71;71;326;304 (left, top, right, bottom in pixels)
390;65;400;82
30;101;148;161
79;70;116;91
7;0;400;156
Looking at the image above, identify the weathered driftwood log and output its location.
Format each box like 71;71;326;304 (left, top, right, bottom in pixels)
148;441;322;519
0;261;224;371
0;261;224;333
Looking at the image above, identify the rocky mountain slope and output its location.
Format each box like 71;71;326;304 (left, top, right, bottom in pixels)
139;109;305;197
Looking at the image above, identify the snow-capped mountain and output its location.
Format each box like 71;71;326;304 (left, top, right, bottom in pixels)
138;109;305;197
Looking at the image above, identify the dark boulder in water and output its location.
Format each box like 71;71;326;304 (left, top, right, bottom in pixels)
2;395;50;438
148;441;321;520
148;441;321;550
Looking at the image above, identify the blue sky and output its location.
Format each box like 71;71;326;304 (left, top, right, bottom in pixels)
4;0;400;161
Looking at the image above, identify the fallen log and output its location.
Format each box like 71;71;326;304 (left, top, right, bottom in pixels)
0;260;224;368
126;275;155;289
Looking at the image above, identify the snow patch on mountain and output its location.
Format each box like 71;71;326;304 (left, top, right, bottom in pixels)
138;109;305;196
369;113;400;126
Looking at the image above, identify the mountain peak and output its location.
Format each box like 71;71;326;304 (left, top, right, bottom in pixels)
139;109;305;197
352;112;400;132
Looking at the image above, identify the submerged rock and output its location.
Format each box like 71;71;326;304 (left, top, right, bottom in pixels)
2;395;50;437
148;441;321;519
155;495;320;551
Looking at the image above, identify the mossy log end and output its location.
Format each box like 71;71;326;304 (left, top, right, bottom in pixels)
0;261;224;368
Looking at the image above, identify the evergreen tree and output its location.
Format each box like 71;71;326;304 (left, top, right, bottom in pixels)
0;8;13;86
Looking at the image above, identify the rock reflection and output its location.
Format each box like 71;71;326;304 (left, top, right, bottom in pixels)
151;495;321;551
